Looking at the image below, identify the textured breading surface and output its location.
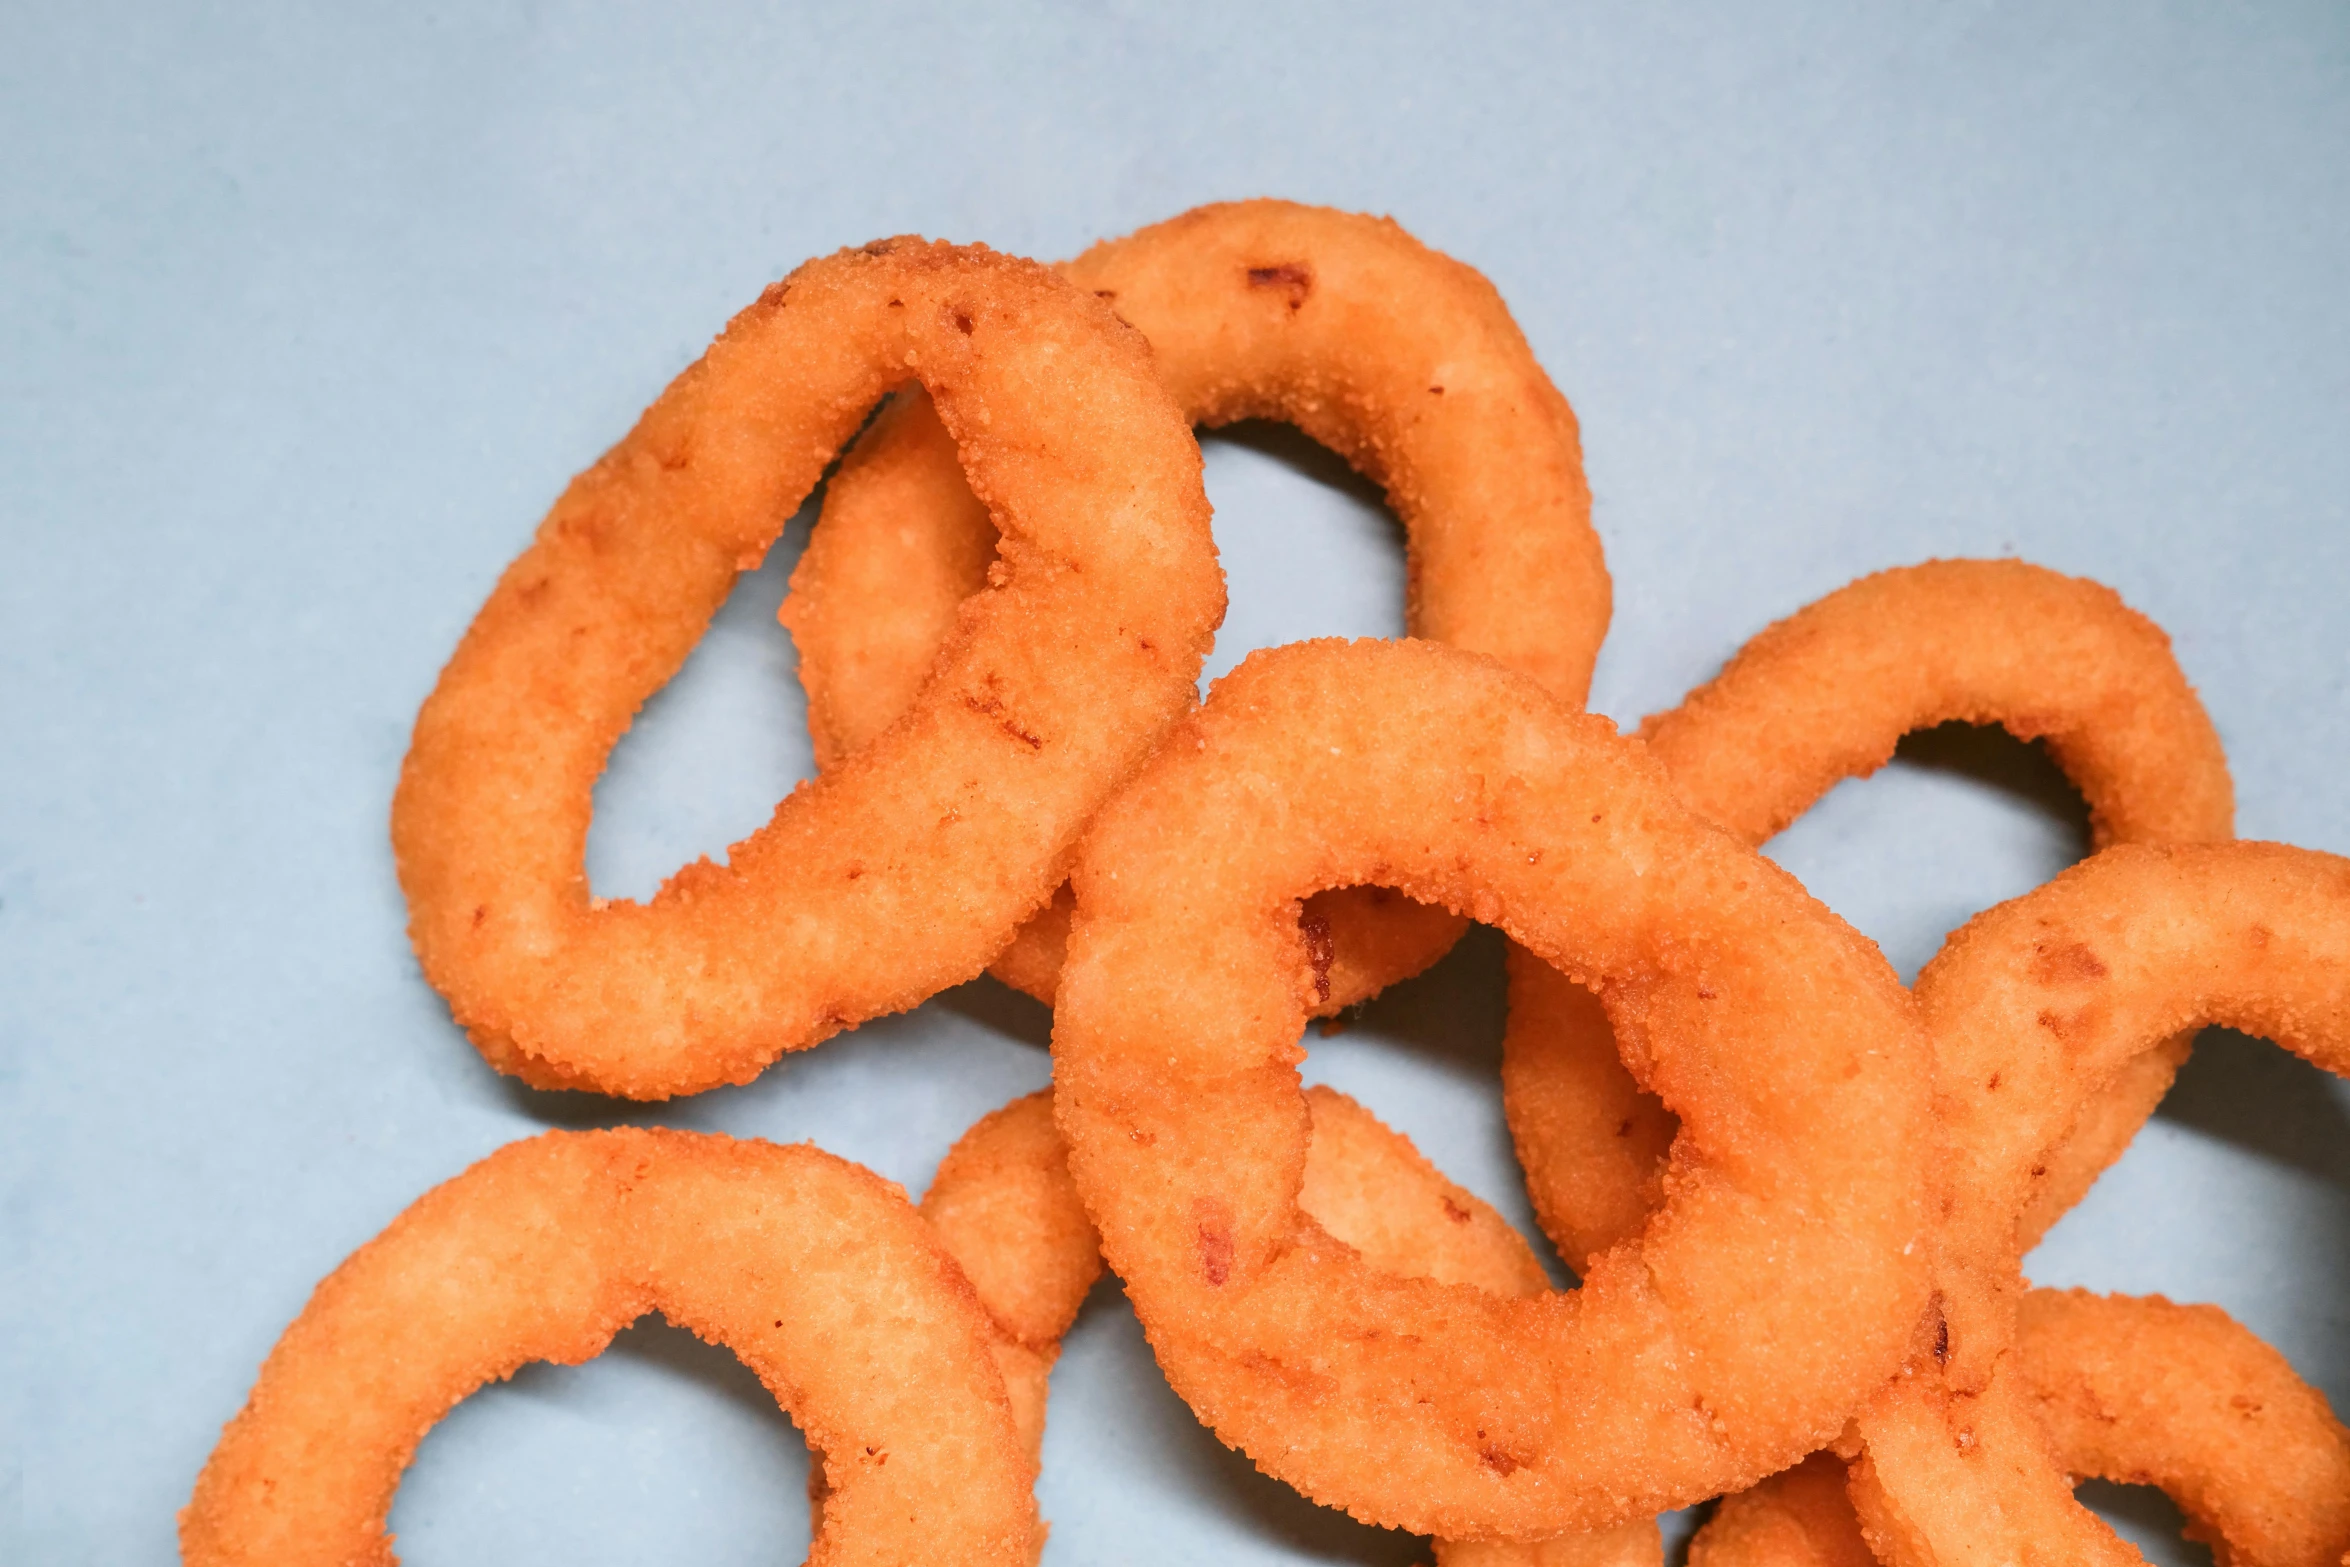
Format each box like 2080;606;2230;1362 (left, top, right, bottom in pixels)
393;239;1220;1099
784;199;1610;1012
1054;638;1934;1539
182;1129;1039;1567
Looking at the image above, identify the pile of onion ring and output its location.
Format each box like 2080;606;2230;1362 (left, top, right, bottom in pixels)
185;206;2343;1567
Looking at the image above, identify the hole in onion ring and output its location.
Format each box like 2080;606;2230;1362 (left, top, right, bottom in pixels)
1292;923;1578;1291
1761;721;2093;981
1194;420;1407;688
583;496;819;904
2072;1480;2212;1567
393;1316;812;1564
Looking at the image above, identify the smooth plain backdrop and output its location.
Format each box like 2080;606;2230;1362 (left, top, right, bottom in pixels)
5;4;2346;1563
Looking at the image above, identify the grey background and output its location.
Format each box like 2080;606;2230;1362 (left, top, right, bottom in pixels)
5;3;2346;1562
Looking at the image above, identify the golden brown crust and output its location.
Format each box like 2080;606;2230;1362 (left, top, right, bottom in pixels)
2019;1290;2350;1567
785;199;1612;1012
1691;1292;2350;1567
1506;560;2232;1273
180;1129;1039;1567
393;239;1220;1098
1852;844;2350;1567
922;1083;1655;1565
1689;1454;1876;1567
1638;560;2233;851
1053;638;1934;1538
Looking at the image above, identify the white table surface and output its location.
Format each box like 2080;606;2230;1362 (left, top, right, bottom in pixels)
6;4;2345;1562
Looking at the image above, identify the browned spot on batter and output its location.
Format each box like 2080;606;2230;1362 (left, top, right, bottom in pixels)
758;280;790;309
1194;1198;1235;1286
1094;288;1118;302
1986;1072;2002;1091
1428;384;1445;395
960;690;1043;750
1301;909;1335;1004
471;905;487;928
1933;1312;1950;1364
2035;1002;2104;1042
1696;986;1718;1001
886;296;904;308
1475;1436;1522;1476
2247;924;2272;949
1440;1195;1472;1224
2029;940;2108;985
1246;262;1313;310
951;308;974;335
844;865;864;882
1616;1118;1635;1137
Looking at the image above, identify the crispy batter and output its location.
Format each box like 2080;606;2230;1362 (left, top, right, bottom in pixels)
2020;1289;2350;1567
1052;638;1933;1538
181;1129;1038;1567
1690;1293;2350;1567
921;1085;1654;1565
1640;559;2232;850
1688;1454;1875;1567
393;239;1219;1098
784;200;1610;1011
1505;561;2231;1271
1850;845;2350;1567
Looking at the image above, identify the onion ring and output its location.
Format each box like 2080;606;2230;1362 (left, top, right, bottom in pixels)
783;198;1610;1011
920;1084;1655;1566
2018;1288;2350;1567
1685;1292;2350;1567
1639;559;2232;851
1503;560;2232;1269
1051;637;1934;1538
180;1128;1039;1567
1846;843;2350;1567
1687;1454;1875;1567
392;239;1220;1099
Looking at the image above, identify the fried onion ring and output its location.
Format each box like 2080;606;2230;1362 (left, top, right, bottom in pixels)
1640;559;2232;851
180;1128;1039;1567
783;199;1610;1010
920;1084;1654;1567
1846;843;2350;1567
2018;1288;2350;1567
1052;638;1934;1538
1503;560;2232;1269
1687;1454;1875;1567
393;239;1220;1098
1685;1292;2350;1567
